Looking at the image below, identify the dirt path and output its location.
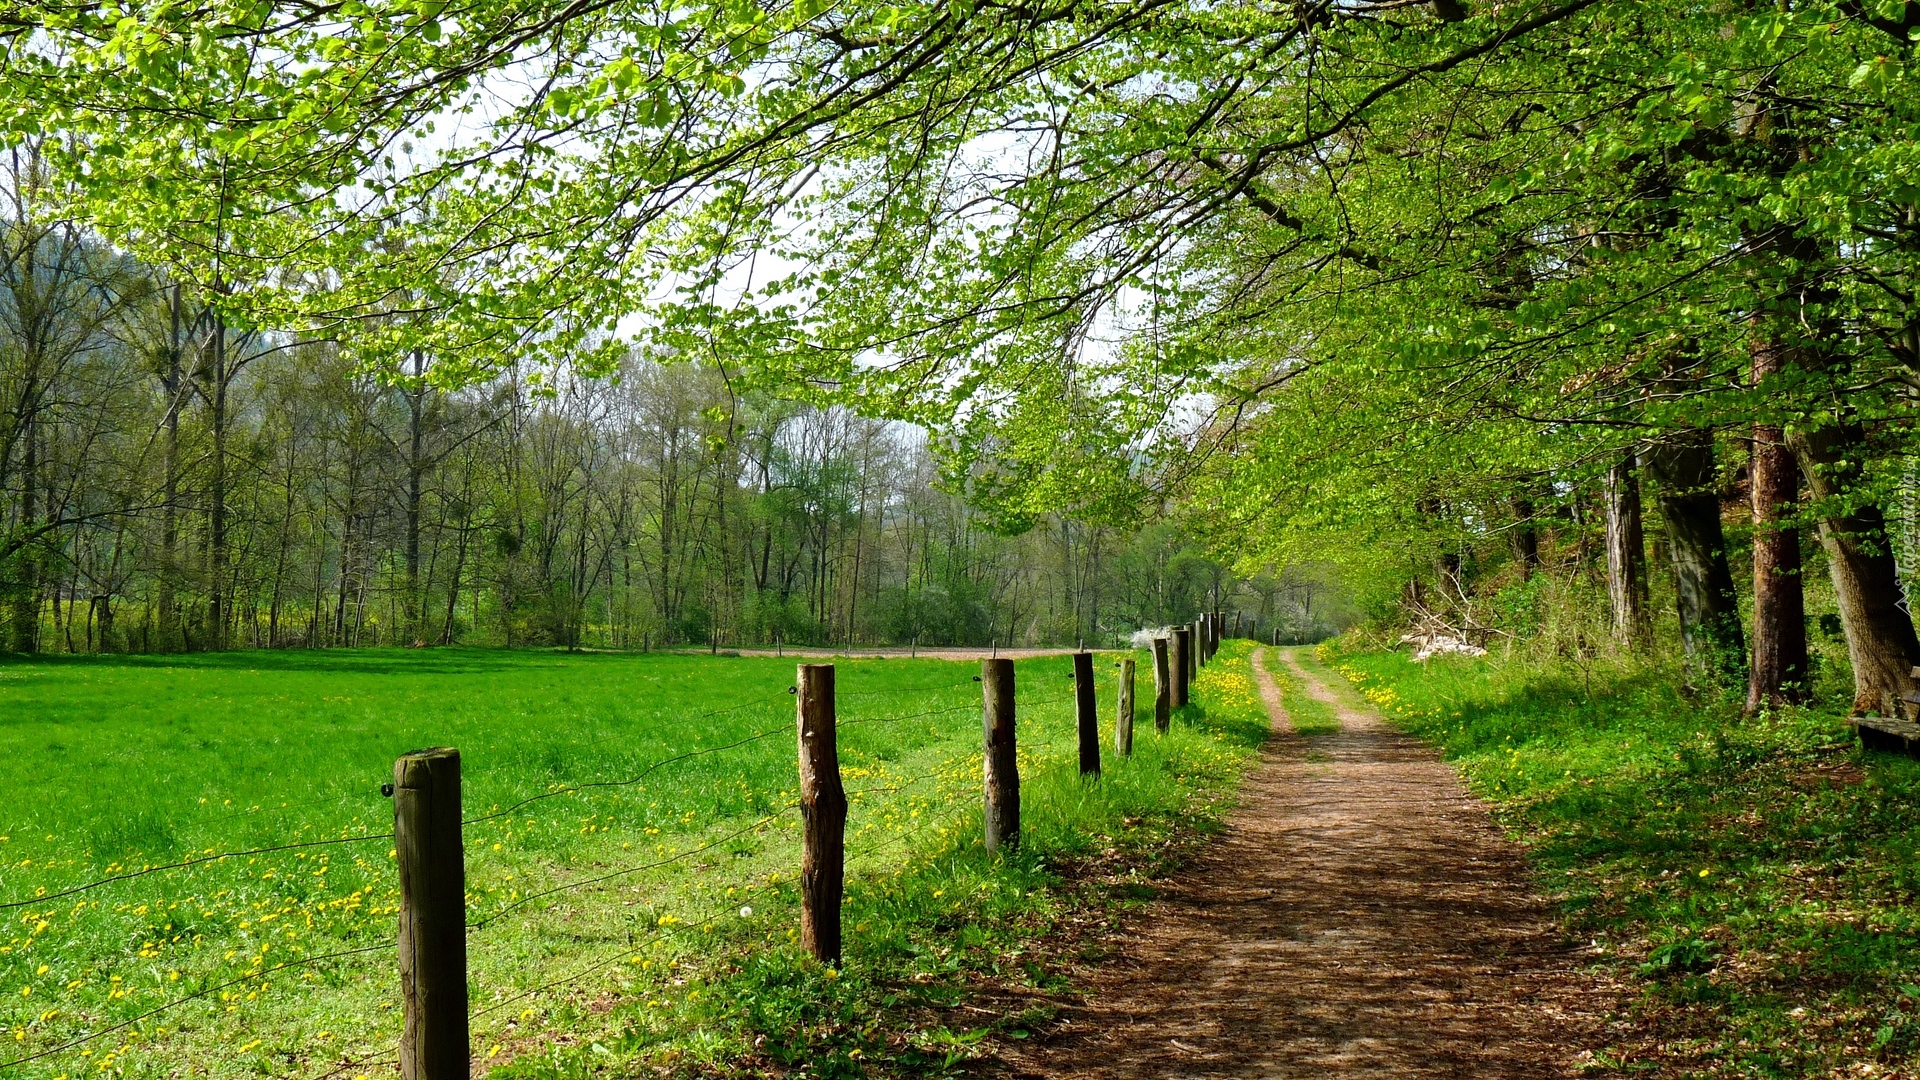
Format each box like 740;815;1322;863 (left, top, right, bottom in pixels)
994;646;1620;1078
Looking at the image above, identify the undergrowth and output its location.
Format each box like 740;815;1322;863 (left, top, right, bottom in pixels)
1308;642;1920;1079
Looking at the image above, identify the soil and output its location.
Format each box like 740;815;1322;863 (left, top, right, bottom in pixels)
990;646;1626;1079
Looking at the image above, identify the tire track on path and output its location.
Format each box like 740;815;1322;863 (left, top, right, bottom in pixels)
994;646;1621;1078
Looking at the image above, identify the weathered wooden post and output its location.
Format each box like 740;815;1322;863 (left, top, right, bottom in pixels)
1192;620;1206;670
1152;637;1171;732
1073;651;1100;777
1116;658;1136;756
797;663;846;963
1273;627;1281;647
1171;627;1192;708
981;658;1019;853
393;747;468;1080
1233;611;1242;639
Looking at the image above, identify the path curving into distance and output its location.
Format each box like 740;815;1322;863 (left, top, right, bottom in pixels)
994;646;1623;1079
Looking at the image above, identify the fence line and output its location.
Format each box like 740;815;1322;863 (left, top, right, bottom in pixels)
838;702;978;728
0;830;396;910
5;651;1148;1077
835;678;977;698
0;942;390;1069
463;721;793;826
460;679;962;826
286;1051;399;1080
466;805;800;931
470;906;733;1022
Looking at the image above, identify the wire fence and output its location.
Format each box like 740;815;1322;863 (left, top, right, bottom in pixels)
0;657;1139;1079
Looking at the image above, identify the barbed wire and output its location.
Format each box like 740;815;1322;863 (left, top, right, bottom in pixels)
838;703;976;728
0;942;390;1069
2;675;1048;1070
468;805;799;930
177;789;384;838
464;722;793;826
471;906;731;1022
0;831;396;910
835;678;977;698
279;1046;397;1080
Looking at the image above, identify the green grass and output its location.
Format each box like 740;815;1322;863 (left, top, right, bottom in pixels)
0;644;1269;1079
1315;642;1920;1078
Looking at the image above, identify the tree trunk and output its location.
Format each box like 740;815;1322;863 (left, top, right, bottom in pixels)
1603;452;1651;649
1641;430;1745;681
158;286;183;649
8;414;38;651
405;352;427;644
1510;495;1540;579
206;317;230;649
1790;419;1920;716
1747;336;1809;712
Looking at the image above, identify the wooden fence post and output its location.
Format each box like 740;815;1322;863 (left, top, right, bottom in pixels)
393;747;468;1080
1116;658;1135;756
1152;637;1171;732
797;663;846;963
1192;620;1205;670
981;658;1019;853
1073;651;1100;777
1171;627;1191;708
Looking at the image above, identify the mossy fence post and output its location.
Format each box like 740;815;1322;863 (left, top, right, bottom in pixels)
1171;627;1192;708
1151;637;1171;732
1116;657;1135;756
981;657;1019;853
797;663;846;964
393;747;469;1080
1074;651;1100;777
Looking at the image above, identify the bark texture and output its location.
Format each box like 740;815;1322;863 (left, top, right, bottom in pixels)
1640;430;1745;681
1602;452;1651;650
1790;420;1920;716
1747;336;1808;713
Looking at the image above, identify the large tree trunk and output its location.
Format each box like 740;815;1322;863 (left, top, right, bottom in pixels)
1602;452;1651;649
1747;336;1809;712
1641;430;1745;681
1790;419;1920;716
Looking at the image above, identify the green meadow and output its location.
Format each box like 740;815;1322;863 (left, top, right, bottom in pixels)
0;645;1269;1079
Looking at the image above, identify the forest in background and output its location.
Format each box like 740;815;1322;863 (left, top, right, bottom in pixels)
0;154;1354;653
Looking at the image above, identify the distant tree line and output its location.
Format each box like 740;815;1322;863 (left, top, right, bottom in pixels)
0;156;1352;653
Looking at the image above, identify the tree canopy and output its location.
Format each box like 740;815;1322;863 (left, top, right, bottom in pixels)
3;0;1919;707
